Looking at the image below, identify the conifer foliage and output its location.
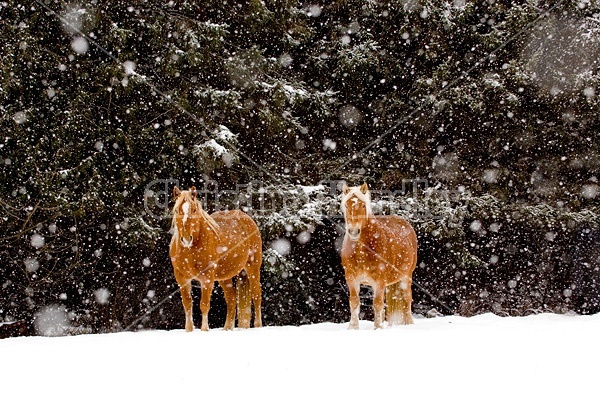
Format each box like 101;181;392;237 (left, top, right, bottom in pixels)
1;1;598;333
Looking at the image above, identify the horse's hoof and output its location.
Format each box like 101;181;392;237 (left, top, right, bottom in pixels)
348;323;359;330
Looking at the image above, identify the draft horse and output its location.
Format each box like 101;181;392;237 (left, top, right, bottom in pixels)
341;183;418;329
170;186;263;331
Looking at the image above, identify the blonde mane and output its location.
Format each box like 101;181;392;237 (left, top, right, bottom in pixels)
340;186;373;218
171;191;222;239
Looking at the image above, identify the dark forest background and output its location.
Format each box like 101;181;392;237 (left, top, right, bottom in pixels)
1;0;599;335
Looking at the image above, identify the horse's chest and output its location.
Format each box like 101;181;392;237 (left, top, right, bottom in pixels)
346;245;379;269
343;237;394;276
347;254;383;286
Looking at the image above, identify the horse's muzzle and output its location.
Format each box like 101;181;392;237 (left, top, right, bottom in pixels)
180;235;193;248
347;228;361;241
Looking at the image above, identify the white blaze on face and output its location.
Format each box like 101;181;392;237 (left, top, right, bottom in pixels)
182;201;190;224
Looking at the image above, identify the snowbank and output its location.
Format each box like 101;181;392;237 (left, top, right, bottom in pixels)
1;313;598;397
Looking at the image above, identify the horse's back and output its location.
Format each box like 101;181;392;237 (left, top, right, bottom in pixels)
211;209;259;230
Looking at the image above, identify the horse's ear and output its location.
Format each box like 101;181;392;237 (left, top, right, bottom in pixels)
342;183;350;195
173;186;181;199
360;182;369;194
190;186;197;200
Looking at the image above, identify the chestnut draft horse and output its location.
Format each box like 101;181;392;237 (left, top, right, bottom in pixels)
170;186;263;331
341;183;418;329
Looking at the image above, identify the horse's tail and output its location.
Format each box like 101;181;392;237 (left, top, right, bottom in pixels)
385;281;412;325
236;270;252;328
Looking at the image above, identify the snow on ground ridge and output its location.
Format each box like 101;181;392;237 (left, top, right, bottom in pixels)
1;313;599;398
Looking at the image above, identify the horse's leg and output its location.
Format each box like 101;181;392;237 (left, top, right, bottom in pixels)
247;255;263;328
178;279;194;332
236;271;252;329
220;278;236;331
386;282;405;326
199;279;214;331
347;277;360;330
373;283;386;329
400;277;414;325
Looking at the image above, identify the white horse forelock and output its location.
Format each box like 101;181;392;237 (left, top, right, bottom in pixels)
182;201;190;224
341;186;373;218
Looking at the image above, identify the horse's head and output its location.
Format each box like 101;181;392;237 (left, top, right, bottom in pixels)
172;186;202;248
341;182;372;241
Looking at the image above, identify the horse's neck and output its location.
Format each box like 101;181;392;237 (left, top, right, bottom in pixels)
362;216;379;231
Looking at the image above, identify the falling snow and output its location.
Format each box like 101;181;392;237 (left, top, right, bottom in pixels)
71;36;89;54
94;288;111;305
0;0;598;343
34;305;70;337
30;234;45;249
271;238;291;256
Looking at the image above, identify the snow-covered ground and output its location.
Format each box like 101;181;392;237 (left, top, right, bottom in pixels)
1;313;598;397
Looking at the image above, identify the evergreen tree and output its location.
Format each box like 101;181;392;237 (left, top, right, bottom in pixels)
1;0;598;334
